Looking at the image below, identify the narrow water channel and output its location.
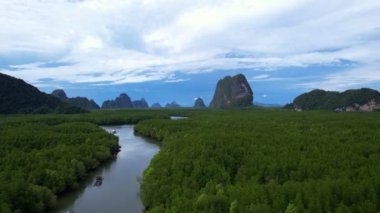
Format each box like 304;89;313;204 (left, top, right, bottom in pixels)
53;125;160;213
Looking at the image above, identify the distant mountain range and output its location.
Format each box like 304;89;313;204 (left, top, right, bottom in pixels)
51;89;100;110
0;73;85;114
102;93;149;109
132;98;149;108
2;72;379;113
165;101;181;108
151;103;162;108
102;93;133;109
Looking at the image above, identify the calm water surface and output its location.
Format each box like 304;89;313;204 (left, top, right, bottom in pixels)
53;125;159;213
170;116;188;120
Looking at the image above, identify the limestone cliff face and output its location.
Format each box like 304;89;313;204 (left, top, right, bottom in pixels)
102;93;133;109
51;89;68;100
165;101;181;108
68;97;100;110
151;103;162;108
132;98;149;108
193;98;206;108
51;89;100;110
210;74;253;108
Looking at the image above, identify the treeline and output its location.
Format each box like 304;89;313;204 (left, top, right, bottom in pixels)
0;109;171;126
135;110;380;212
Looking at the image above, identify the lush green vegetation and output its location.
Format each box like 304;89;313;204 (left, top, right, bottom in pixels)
0;109;176;212
135;110;380;212
289;88;380;110
0;121;119;212
2;108;380;212
0;109;171;126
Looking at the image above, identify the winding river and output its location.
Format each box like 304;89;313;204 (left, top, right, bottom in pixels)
52;125;160;213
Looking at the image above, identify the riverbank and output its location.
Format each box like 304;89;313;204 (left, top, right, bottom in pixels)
0;109;198;212
53;125;160;213
0;121;119;213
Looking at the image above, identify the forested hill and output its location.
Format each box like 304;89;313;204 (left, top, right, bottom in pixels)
288;88;380;111
51;89;100;110
0;73;85;114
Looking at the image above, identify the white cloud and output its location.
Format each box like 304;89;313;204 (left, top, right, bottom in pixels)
298;64;380;91
79;36;104;50
252;74;270;80
165;78;190;83
0;0;379;88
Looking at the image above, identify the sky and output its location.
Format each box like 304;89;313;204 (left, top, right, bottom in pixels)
1;0;380;106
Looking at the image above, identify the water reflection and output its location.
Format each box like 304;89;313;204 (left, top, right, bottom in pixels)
170;116;189;120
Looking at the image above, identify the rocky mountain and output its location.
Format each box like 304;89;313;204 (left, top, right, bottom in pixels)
69;97;99;110
51;89;67;100
165;101;181;108
288;88;380;112
210;74;253;108
51;89;100;110
132;98;149;108
193;97;206;108
102;93;133;109
0;73;84;114
151;103;162;108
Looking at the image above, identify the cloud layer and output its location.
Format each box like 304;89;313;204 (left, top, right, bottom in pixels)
1;0;380;91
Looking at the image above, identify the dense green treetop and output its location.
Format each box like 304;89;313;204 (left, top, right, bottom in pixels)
0;120;119;212
135;110;380;212
0;109;177;212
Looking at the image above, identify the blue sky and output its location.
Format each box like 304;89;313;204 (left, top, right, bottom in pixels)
1;0;380;106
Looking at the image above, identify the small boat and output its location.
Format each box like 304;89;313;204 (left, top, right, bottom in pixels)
94;176;103;186
111;130;117;134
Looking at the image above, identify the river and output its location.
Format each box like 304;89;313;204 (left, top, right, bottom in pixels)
52;125;160;213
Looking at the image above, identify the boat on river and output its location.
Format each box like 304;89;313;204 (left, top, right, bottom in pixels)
94;176;103;186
